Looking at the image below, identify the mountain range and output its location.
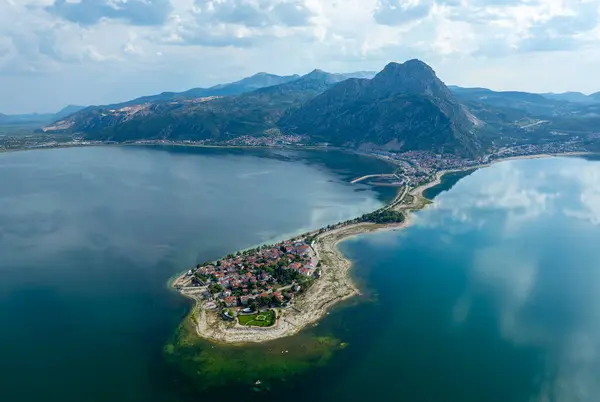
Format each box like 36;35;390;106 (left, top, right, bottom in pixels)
0;105;86;126
41;60;600;156
44;61;485;155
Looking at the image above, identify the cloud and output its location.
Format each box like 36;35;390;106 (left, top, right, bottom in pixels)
157;0;317;47
373;0;433;26
2;0;600;113
46;0;173;26
193;0;314;28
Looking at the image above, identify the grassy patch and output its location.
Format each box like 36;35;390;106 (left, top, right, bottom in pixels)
238;310;276;327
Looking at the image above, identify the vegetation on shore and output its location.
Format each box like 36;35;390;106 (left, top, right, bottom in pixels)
357;209;405;224
238;310;277;327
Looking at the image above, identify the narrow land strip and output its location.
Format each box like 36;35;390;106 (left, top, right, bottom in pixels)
170;151;593;344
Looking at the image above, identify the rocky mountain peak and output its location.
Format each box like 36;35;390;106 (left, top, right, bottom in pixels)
371;59;453;100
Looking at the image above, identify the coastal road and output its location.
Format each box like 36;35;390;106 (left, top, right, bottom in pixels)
384;185;409;210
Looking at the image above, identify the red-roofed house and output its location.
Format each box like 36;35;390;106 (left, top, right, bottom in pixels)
224;296;238;307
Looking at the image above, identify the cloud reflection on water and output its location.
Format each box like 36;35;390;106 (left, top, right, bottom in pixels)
419;157;600;402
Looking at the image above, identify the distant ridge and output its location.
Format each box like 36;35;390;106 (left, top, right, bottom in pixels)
45;69;381;139
43;61;485;156
0;105;85;125
540;91;595;104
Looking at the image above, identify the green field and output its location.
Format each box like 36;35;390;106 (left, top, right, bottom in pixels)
237;310;276;327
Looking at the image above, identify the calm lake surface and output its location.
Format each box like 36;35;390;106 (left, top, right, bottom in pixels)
1;147;600;402
0;146;394;402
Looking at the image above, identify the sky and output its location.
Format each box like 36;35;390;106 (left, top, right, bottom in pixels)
2;0;600;114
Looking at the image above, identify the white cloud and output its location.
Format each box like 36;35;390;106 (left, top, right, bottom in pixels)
1;0;600;113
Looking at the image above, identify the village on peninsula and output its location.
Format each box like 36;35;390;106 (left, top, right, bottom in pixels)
175;238;320;327
170;148;590;344
170;148;489;344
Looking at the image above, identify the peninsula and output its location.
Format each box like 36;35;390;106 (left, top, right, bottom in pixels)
170;149;591;344
171;182;412;344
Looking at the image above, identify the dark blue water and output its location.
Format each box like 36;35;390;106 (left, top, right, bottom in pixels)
0;145;394;402
332;156;600;402
3;147;600;402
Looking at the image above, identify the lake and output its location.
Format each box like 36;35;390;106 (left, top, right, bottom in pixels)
0;145;394;402
1;147;599;402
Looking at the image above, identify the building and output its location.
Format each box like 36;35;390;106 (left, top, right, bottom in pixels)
224;296;238;307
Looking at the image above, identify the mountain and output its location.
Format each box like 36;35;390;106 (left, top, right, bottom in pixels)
46;70;355;141
100;71;374;110
339;71;377;80
109;73;301;109
540;92;596;104
46;61;483;155
590;92;600;101
450;86;551;105
0;105;86;126
55;105;86;119
449;85;589;117
281;60;480;155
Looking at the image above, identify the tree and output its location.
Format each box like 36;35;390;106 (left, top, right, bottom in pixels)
250;301;257;312
209;284;223;294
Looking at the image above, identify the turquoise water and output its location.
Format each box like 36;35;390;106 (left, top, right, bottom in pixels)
2;148;600;402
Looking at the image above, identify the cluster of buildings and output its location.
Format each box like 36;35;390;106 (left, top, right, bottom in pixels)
223;134;306;147
189;238;318;309
130;134;307;148
491;141;584;159
0;135;105;152
369;150;488;186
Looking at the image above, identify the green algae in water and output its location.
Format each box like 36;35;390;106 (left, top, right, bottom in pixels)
164;314;343;392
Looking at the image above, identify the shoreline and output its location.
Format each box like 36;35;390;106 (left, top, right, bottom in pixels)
169;155;458;345
170;150;595;345
0;141;335;155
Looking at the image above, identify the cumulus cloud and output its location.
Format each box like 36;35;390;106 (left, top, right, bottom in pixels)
373;0;433;26
193;0;314;28
155;0;318;48
2;0;600;113
46;0;173;26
